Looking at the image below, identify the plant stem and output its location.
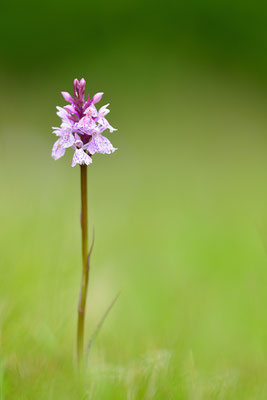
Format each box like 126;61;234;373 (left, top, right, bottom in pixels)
77;165;89;365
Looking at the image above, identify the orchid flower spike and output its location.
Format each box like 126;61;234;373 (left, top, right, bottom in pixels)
51;78;117;167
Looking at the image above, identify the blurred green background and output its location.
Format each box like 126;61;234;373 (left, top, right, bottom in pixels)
1;0;267;398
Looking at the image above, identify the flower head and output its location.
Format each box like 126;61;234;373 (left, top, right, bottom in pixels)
51;78;117;167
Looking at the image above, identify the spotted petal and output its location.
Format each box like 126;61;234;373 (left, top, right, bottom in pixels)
75;116;97;135
72;149;92;167
98;104;110;117
97;116;117;133
84;104;98;118
86;134;117;155
52;139;66;160
56;106;70;123
60;127;75;148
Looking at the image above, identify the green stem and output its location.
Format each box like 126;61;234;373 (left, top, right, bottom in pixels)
77;165;89;365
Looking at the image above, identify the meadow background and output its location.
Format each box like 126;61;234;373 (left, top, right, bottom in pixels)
1;0;267;398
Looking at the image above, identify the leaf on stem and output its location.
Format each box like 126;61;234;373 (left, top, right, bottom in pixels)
85;292;121;366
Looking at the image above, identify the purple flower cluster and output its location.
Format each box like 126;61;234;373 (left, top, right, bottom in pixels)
51;78;117;167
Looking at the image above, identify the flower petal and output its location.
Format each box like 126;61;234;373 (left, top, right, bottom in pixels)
92;92;104;104
86;134;117;155
60;128;75;148
78;78;86;102
84;104;98;118
98;104;110;117
72;149;92;167
61;91;74;103
97;116;117;132
56;106;70;121
52;127;61;136
52;139;66;160
74;133;83;148
75;116;97;135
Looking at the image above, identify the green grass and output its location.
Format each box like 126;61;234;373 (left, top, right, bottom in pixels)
1;67;267;399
